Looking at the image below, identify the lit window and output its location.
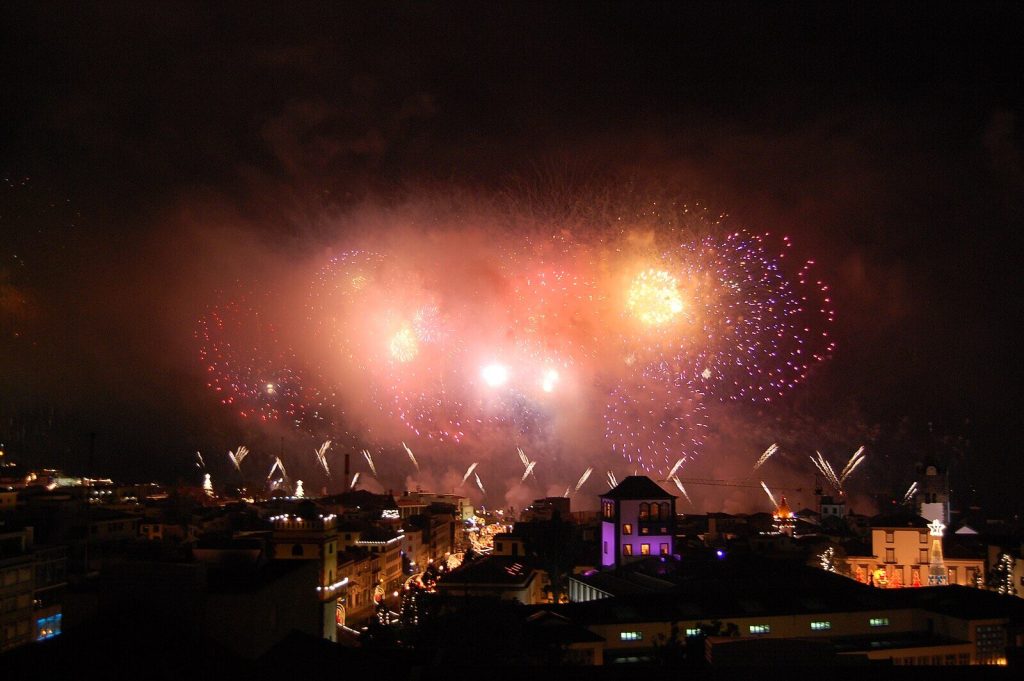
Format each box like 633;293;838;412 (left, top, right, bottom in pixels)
640;544;650;556
870;617;890;627
622;544;633;556
749;624;770;635
622;523;632;535
810;621;831;631
620;631;643;641
660;543;669;555
685;628;701;636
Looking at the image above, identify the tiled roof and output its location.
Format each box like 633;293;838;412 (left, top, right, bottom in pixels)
601;476;675;500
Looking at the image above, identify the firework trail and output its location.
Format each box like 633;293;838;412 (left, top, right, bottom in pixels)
838;446;866;486
461;462;478;486
606;470;618;489
314;441;331;476
474;472;486;496
751;443;779;472
671;476;692;505
196;451;206;469
573;467;593;493
562;486;571;498
350;472;360;490
268;456;288;484
517;447;539;482
761;481;778;509
228;445;250;472
810;452;840;492
362;449;378;478
402;442;419;471
902;481;918;505
666;457;686;480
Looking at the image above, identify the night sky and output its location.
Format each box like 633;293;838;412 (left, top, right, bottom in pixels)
2;3;1021;514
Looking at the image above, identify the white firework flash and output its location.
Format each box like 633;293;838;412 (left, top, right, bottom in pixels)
228;445;249;472
363;449;378;478
761;481;779;509
268;456;288;484
902;481;919;505
573;467;593;493
838;446;866;486
606;470;618;489
752;443;779;472
196;451;206;469
350;472;360;490
314;441;331;476
474;472;486;496
671;475;692;505
810;451;840;492
402;442;419;471
516;447;538;481
461;462;478;486
666;457;685;480
520;461;536;483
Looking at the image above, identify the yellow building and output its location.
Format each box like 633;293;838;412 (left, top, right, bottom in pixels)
846;513;983;588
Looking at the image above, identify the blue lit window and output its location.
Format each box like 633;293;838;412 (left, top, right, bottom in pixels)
36;613;62;640
620;631;643;641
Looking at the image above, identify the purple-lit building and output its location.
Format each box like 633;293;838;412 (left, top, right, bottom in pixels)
600;476;676;568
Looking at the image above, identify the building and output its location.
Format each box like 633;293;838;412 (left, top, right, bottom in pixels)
0;526;66;652
916;458;950;526
437;556;547;604
560;557;1024;665
599;476;676;568
846;513;984;588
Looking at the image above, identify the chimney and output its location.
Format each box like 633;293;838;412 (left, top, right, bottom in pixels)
344;453;350;480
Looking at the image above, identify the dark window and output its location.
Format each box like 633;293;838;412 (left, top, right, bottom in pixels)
639;503;650;521
292;544;304;557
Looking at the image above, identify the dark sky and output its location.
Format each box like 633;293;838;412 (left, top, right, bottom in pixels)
1;2;1022;512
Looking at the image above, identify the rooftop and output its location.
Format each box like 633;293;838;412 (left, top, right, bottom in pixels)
601;476;675;501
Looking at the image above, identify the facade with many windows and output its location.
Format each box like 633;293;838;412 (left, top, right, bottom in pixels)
846;514;984;588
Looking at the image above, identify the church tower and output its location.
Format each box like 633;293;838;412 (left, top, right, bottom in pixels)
916;457;949;526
